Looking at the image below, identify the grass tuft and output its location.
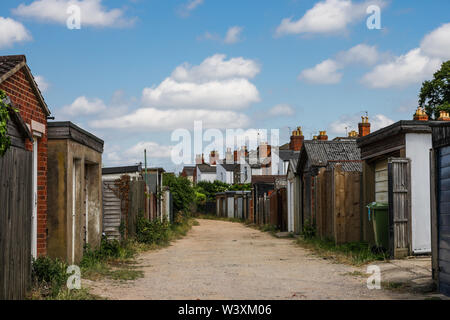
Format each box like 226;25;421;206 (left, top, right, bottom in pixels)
296;236;388;266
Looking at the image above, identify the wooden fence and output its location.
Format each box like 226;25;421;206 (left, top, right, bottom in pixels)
0;146;33;300
269;188;288;231
314;165;362;244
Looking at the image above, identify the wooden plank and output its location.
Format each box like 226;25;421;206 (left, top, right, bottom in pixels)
0;146;32;299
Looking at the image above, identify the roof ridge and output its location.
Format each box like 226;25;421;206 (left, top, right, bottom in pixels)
0;55;26;62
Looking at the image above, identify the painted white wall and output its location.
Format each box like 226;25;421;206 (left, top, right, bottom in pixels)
216;164;234;184
405;133;432;254
239;163;252;183
198;170;216;183
227;196;234;218
251;167;263;176
287;181;294;232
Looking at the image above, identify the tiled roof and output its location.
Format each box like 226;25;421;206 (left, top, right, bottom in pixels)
182;166;195;175
0;55;51;116
251;175;286;184
197;163;216;173
218;163;239;171
103;165;142;175
302;140;362;172
278;150;300;161
0;55;25;79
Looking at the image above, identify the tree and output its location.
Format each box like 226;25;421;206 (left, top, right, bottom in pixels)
419;60;450;119
162;173;195;214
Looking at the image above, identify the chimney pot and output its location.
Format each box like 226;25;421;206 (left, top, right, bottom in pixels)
438;110;450;121
413;107;429;121
318;131;328;141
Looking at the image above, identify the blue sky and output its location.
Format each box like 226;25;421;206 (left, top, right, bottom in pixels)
1;0;449;172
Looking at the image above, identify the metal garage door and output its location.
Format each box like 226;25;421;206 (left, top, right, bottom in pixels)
438;145;450;295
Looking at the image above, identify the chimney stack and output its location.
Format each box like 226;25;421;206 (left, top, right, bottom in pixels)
209;150;218;165
318;131;328;141
358;116;371;137
258;142;271;159
413;107;429;121
438;110;450;121
195;154;204;165
225;148;233;163
290;126;304;151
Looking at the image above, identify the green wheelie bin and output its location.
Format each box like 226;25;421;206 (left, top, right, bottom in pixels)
366;202;389;250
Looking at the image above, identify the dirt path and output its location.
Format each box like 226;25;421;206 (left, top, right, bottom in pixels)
85;219;433;300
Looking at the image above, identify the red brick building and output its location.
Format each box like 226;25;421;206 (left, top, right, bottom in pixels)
0;55;51;257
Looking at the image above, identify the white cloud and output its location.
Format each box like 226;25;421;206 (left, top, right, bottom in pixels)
142;78;259;109
61;96;107;116
276;0;386;36
142;54;261;109
299;44;381;85
363;23;450;88
13;0;135;28
105;141;173;166
420;23;450;60
178;0;204;17
362;48;441;88
90;108;250;131
171;54;260;82
268;104;295;116
329;113;394;135
125;141;173;159
336;44;380;65
0;17;32;49
198;26;244;45
224;26;243;44
299;59;342;84
34;75;49;92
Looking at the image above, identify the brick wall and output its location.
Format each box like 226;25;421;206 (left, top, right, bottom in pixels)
0;68;48;256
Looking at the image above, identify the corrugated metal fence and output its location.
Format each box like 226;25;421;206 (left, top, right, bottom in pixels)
102;179;148;240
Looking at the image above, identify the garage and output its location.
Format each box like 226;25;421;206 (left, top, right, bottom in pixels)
430;122;450;296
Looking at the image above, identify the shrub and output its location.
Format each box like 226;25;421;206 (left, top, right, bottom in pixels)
32;257;69;297
136;214;170;245
80;236;136;270
163;174;196;213
302;219;316;239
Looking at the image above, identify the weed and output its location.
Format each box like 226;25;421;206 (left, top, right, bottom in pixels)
197;214;243;223
296;237;387;266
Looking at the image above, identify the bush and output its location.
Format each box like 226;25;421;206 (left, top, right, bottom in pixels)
163;174;196;213
80;236;136;269
136;214;171;245
302;219;316;239
32;256;69;297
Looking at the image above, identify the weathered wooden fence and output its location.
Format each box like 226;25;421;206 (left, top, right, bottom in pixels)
128;180;147;237
314;164;362;244
388;158;411;258
268;188;288;231
0;146;33;299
